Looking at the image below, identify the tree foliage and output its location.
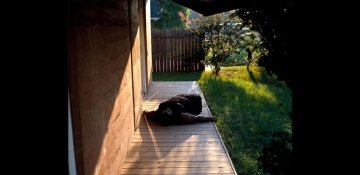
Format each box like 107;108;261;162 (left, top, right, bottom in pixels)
191;11;239;74
154;0;190;29
240;31;267;68
192;11;266;74
235;1;296;88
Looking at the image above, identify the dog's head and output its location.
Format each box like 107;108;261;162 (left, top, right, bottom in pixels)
155;100;185;126
159;107;174;126
160;107;173;118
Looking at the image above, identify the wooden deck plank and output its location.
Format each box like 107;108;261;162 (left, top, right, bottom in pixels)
138;121;215;128
130;141;222;147
125;155;230;162
127;146;224;152
132;134;219;139
134;130;218;135
120;81;237;174
135;125;217;131
126;150;227;157
137;128;217;133
131;138;220;143
137;124;215;130
120;167;234;174
122;161;231;169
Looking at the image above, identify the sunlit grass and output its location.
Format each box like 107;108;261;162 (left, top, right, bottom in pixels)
153;66;292;175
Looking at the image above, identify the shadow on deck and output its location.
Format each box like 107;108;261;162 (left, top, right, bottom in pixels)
120;81;237;175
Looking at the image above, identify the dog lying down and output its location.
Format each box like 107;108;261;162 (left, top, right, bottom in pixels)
143;94;217;126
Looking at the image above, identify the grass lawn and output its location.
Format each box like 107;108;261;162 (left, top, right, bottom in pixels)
153;66;292;175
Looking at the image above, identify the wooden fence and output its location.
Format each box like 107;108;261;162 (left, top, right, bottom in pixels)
151;29;205;72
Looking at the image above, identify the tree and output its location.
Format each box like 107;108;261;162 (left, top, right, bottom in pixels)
154;0;190;29
240;31;266;69
193;10;267;74
192;11;244;74
235;1;296;88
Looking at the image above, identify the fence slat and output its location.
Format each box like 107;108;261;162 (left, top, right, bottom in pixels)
171;30;176;72
152;29;157;72
152;29;204;72
167;29;170;72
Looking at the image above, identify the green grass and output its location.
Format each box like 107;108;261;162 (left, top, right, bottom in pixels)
153;66;292;175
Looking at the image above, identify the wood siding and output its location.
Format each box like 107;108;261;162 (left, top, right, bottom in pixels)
68;0;152;174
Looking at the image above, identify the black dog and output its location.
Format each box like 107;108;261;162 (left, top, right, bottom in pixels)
144;94;217;126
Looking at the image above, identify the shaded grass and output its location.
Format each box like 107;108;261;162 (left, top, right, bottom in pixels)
153;66;292;175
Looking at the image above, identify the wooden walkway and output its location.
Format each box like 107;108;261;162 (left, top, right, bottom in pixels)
120;81;237;175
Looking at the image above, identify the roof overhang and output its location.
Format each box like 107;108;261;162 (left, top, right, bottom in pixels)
172;0;286;16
